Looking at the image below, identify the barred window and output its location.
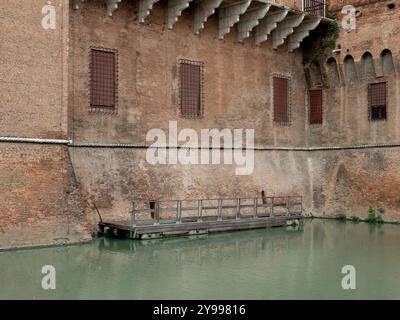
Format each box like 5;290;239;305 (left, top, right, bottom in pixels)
309;89;323;124
179;60;203;118
90;49;117;112
273;76;289;123
368;82;387;121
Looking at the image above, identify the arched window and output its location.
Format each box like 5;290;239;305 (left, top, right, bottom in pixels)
344;55;358;82
381;49;395;75
326;57;340;85
361;52;376;78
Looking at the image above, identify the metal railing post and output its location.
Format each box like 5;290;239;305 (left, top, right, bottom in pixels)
177;200;182;224
271;197;274;218
218;199;222;221
198;199;203;222
286;196;290;216
131;201;136;227
301;196;303;216
236;198;241;220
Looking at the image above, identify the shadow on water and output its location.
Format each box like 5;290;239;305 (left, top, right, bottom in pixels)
98;225;305;255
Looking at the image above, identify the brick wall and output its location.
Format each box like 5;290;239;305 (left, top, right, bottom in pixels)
0;143;89;249
0;1;88;249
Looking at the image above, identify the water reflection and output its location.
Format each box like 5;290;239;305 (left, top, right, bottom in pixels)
1;220;400;299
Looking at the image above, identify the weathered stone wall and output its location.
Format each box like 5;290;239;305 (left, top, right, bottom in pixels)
309;0;400;146
68;0;400;225
70;145;400;224
69;0;307;147
302;0;400;220
68;0;312;224
307;148;400;221
69;148;310;224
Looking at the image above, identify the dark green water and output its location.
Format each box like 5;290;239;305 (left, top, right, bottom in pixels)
1;219;400;299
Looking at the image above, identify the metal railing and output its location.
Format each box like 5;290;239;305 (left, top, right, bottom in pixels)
131;196;303;227
302;0;326;17
268;0;326;17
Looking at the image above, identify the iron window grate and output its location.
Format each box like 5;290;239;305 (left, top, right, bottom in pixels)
309;89;323;124
179;59;204;118
273;75;290;124
368;82;387;121
90;48;117;113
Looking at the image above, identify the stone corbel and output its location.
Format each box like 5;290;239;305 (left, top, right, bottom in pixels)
218;0;251;40
167;0;194;29
139;0;160;23
193;0;223;35
271;13;305;49
288;17;322;52
237;4;271;42
107;0;122;16
254;8;289;46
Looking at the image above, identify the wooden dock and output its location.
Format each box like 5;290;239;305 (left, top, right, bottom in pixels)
99;196;303;239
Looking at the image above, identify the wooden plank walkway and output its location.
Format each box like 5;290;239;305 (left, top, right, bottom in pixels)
99;196;303;239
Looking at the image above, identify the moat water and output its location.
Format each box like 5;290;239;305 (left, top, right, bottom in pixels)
1;219;400;299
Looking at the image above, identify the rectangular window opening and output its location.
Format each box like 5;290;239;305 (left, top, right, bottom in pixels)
273;76;290;124
309;89;323;124
369;82;387;121
179;60;203;118
90;48;117;112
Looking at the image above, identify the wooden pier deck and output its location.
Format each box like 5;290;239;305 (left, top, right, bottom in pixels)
99;196;303;239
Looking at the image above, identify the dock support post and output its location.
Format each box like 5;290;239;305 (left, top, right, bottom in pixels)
177;200;182;224
236;198;241;220
218;199;222;221
131;201;136;227
271;197;274;218
198;199;203;222
254;198;258;218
